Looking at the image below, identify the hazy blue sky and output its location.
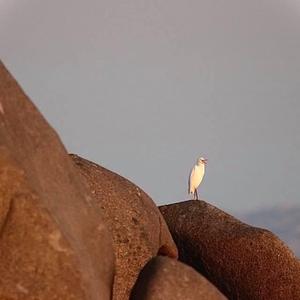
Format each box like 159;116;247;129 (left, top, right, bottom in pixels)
1;0;300;213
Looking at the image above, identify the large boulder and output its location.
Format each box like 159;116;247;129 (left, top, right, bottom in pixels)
71;154;178;300
130;256;227;300
0;61;114;299
159;200;300;300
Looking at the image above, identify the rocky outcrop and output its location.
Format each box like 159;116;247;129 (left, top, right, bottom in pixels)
239;205;300;257
130;256;226;300
160;200;300;300
71;154;178;300
0;61;114;300
2;60;300;300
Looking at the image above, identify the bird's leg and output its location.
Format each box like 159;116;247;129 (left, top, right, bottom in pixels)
195;189;199;200
192;191;196;200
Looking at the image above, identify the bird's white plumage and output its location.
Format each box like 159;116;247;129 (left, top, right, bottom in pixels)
188;157;206;199
189;164;205;193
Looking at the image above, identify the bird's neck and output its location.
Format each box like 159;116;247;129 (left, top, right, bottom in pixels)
197;163;205;170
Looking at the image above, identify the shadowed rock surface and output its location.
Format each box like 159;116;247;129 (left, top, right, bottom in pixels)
239;205;300;257
130;256;227;300
71;154;178;300
0;61;114;300
160;200;300;300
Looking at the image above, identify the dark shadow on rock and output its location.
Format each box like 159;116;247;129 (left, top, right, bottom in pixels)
130;256;226;300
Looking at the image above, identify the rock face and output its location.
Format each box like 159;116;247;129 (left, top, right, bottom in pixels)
130;256;227;300
160;200;300;300
239;205;300;257
0;61;114;299
71;154;178;300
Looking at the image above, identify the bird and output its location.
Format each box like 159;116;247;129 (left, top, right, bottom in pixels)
188;157;207;200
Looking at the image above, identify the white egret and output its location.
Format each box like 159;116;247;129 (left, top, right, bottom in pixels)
188;157;207;200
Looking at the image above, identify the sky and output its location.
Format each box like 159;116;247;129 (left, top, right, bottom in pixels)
1;0;300;213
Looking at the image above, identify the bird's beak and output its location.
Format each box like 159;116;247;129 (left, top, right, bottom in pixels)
203;159;208;164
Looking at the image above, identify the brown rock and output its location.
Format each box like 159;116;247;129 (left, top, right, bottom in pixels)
0;61;114;299
71;154;178;300
130;256;227;300
159;200;300;300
